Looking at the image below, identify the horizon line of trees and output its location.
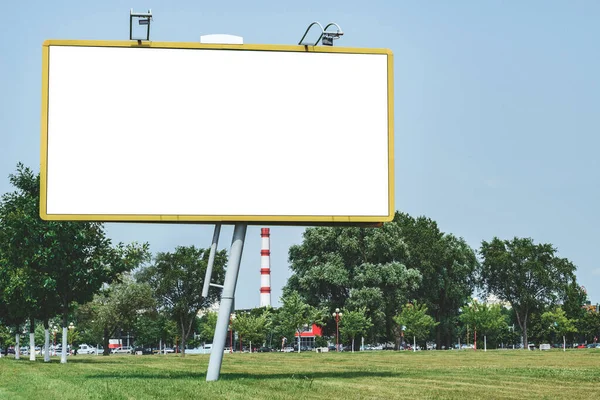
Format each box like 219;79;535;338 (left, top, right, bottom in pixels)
1;163;600;361
284;212;600;349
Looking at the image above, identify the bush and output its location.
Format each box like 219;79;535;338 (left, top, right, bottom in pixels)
315;335;328;348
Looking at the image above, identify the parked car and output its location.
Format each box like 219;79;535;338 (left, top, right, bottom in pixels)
111;346;133;354
133;347;153;355
257;347;273;352
185;345;215;354
77;344;97;355
283;346;295;353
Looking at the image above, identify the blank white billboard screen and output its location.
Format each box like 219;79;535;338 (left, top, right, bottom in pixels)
42;42;393;223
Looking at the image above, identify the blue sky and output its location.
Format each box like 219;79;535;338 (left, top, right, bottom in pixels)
1;0;599;307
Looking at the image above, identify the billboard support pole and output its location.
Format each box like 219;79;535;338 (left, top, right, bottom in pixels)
207;223;247;381
202;224;222;298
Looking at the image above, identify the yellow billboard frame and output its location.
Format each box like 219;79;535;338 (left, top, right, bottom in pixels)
40;40;394;224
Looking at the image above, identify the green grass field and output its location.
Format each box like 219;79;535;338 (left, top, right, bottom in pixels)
0;350;599;399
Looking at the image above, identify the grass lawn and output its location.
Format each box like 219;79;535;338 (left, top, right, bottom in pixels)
0;349;599;399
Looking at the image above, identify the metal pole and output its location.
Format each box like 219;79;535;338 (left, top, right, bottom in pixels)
202;224;222;298
206;223;247;382
229;323;233;354
336;316;339;351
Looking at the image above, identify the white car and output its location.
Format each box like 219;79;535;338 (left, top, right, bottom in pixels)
111;346;133;354
185;345;213;355
77;344;97;355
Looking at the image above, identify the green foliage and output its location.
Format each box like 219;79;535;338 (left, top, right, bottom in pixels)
285;219;422;343
133;312;174;347
0;325;15;349
541;307;577;342
76;276;155;354
34;323;47;347
0;163;150;347
340;307;373;350
562;281;588;323
395;213;479;350
198;312;218;343
277;292;324;351
578;310;600;343
232;311;270;347
0;164;48;330
136;246;226;355
314;335;328;348
479;237;577;347
394;302;438;345
286;212;478;348
459;299;508;347
186;335;202;349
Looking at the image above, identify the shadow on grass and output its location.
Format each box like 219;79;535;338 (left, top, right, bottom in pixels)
0;357;123;364
85;370;398;380
55;358;125;364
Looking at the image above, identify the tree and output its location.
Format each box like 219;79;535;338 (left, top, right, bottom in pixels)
286;212;478;348
0;164;61;361
541;307;577;350
0;259;29;360
52;233;148;363
277;291;324;353
136;246;226;356
0;164;149;363
132;311;169;350
394;302;438;350
578;309;600;344
248;306;278;348
0;324;15;356
285;220;421;344
561;279;588;342
340;307;372;352
231;311;270;351
459;299;508;349
198;311;218;344
394;213;479;350
76;277;155;355
479;237;576;348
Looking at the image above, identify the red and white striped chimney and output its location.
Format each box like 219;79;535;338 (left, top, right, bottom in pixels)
260;228;272;307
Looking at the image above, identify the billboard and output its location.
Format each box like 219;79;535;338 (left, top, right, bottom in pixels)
40;40;394;224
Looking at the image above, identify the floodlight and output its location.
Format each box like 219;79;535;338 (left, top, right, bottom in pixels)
129;9;152;42
322;23;344;46
298;21;344;46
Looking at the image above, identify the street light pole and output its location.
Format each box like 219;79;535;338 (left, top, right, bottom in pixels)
68;323;75;355
52;326;58;356
229;313;236;353
332;308;343;352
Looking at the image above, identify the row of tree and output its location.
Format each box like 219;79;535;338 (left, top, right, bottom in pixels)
0;164;148;362
284;213;599;348
1;164;599;359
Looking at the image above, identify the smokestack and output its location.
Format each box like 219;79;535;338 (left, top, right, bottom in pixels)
260;228;271;307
